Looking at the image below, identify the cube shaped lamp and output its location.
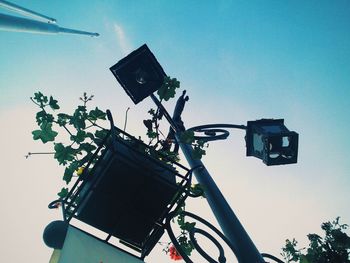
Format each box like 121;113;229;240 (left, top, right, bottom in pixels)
110;44;166;104
246;119;298;166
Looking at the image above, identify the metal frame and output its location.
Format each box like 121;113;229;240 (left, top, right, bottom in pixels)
49;111;198;259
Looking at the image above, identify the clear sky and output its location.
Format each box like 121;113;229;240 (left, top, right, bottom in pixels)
1;0;349;262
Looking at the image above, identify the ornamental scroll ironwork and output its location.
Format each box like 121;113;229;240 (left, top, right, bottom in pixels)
164;210;285;263
186;124;247;142
165;210;239;263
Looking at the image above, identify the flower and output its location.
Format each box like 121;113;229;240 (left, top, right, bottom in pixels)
76;167;84;176
169;244;182;261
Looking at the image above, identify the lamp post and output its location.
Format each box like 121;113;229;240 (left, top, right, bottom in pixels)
110;44;298;262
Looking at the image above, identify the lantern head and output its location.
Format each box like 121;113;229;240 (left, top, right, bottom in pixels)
246;119;298;166
110;44;166;104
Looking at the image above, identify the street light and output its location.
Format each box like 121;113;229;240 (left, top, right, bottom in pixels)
188;119;299;166
246;119;298;165
110;44;296;263
110;44;166;104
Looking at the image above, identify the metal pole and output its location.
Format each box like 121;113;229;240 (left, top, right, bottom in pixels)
0;0;56;23
177;142;264;263
151;94;265;263
0;13;99;36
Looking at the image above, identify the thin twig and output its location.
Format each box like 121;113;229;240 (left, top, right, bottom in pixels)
25;152;54;158
30;97;42;107
60;124;73;137
87;119;106;130
124;107;130;133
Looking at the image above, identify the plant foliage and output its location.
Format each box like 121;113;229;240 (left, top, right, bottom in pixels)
31;92;108;198
281;217;350;263
30;77;206;258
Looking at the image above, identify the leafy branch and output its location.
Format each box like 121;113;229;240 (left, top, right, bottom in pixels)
30;92;108;197
281;217;350;263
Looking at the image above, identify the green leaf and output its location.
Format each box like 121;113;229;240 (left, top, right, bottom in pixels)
300;255;310;263
180;222;196;231
49;96;60;110
85;132;95;140
192;146;206;159
190;183;205;197
57;113;71;126
57;187;69;199
177;235;194;256
147;130;157;139
32;121;58;143
70;106;87;130
157;76;180;101
88;107;106;121
180;130;195;144
177;214;185;226
158;148;180;163
143;119;153;131
78;143;97;153
70;130;86;144
197;140;205;147
63;161;79;184
36;110;54;125
33;92;43;101
54;143;76;165
94;129;109;145
63;168;74;184
33;92;48;105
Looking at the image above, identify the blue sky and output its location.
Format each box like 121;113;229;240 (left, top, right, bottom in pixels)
1;0;350;262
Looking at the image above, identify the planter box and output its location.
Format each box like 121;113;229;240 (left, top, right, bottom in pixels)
63;131;189;257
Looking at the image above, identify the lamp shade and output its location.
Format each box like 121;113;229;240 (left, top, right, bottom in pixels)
246;119;298;165
110;44;166;104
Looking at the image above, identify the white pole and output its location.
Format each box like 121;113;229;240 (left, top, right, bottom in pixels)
0;13;99;37
0;0;56;23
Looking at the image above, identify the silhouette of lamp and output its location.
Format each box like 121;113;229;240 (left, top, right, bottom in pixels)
246;119;298;165
110;44;166;104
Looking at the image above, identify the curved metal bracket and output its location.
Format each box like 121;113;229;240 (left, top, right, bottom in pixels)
165;210;238;263
261;253;285;263
164;210;285;263
187;124;247;142
189;228;226;263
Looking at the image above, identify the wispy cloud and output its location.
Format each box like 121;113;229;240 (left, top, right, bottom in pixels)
113;23;132;56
